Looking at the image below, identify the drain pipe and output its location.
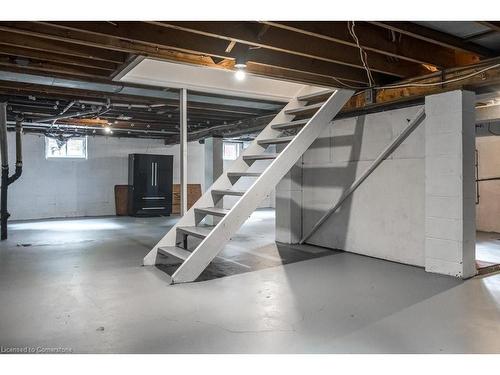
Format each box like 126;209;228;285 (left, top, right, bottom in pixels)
0;103;23;240
9;119;23;184
0;103;10;240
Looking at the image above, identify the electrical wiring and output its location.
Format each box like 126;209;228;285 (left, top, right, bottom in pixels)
329;22;500;93
330;62;500;95
348;21;375;87
381;63;500;89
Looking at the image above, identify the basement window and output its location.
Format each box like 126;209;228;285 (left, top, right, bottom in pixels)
45;136;88;159
223;142;241;161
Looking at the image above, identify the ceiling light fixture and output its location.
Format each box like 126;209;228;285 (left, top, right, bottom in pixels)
234;54;247;81
235;69;246;81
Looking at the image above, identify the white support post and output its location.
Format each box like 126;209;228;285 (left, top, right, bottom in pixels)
424;90;476;278
180;88;188;216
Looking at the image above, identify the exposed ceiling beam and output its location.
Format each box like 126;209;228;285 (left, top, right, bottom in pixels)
148;21;425;78
262;21;473;68
0;29;126;64
369;21;492;58
0;44;117;71
41;21;379;84
342;60;500;114
0;61;111;79
0;21;376;86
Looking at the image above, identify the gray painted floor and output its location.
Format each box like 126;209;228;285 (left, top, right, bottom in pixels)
1;211;500;353
477;231;500;264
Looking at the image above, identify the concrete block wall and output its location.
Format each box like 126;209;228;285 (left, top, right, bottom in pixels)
424;91;476;278
475;135;500;233
300;105;426;267
6;133;205;220
278;90;477;277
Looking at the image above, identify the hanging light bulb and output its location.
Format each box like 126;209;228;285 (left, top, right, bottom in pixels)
235;68;246;81
234;54;247;81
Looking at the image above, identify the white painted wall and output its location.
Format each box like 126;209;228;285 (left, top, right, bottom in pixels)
6;132;205;220
301;106;427;267
476;135;500;233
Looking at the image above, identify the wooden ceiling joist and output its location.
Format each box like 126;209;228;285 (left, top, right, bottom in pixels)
261;21;477;68
369;21;492;59
0;44;117;71
0;29;126;64
148;21;425;78
38;21;377;84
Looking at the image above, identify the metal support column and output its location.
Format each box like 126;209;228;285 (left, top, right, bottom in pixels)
180;88;188;216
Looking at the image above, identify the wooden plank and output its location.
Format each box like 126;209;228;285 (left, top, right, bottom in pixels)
172;184;202;215
114;185;129;216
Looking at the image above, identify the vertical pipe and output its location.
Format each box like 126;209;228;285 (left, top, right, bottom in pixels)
0;103;9;240
179;88;188;216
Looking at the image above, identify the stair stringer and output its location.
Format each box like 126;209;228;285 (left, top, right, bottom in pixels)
143;85;325;266
169;88;354;283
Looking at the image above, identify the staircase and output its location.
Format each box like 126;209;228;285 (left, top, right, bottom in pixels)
143;86;354;283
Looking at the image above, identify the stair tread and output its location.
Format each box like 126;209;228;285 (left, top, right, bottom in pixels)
297;89;335;102
243;153;279;161
211;188;246;196
158;246;192;261
258;135;294;145
227;172;261;177
271;118;309;130
285;102;324;115
177;225;215;238
195;207;230;216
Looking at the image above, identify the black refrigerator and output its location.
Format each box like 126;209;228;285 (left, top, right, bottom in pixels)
128;154;173;216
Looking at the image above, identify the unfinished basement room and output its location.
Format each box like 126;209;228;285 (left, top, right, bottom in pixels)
1;2;500;368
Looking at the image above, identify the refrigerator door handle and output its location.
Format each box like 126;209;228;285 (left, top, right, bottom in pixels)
151;162;154;186
154;162;158;186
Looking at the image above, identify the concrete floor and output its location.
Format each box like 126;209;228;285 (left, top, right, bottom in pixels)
477;231;500;265
1;211;500;353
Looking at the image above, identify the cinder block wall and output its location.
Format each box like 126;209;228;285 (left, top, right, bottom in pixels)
279;90;477;277
6;133;205;220
475;136;500;232
301;106;427;267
